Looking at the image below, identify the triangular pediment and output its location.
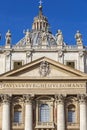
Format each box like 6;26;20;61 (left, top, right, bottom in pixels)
1;57;87;78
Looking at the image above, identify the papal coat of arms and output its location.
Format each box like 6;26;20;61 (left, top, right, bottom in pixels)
39;61;50;77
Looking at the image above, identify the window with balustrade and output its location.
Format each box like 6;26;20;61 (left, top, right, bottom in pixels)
40;104;50;122
14;104;22;123
68;104;76;123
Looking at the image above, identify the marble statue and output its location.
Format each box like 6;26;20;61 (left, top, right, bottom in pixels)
5;30;11;45
75;31;83;45
42;32;48;46
25;29;31;45
56;30;63;45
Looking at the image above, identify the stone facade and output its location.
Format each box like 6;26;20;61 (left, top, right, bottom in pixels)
0;2;87;130
0;4;86;75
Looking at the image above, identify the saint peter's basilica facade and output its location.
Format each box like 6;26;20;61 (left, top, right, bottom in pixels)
0;3;87;130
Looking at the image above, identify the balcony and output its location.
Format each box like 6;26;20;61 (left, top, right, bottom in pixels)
12;122;24;129
67;122;79;129
35;122;54;128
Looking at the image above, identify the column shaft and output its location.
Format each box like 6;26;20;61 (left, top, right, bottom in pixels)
80;102;87;130
57;103;65;130
2;95;10;130
25;103;32;130
57;95;65;130
79;94;87;130
24;95;33;130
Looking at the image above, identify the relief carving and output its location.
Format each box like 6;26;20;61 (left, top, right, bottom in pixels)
39;61;50;77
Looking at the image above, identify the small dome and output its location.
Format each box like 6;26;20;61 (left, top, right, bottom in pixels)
32;5;49;32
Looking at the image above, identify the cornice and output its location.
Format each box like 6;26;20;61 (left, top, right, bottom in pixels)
0;76;87;81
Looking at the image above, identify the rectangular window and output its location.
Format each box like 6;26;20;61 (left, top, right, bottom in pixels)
68;111;75;123
14;111;22;123
40;104;50;123
66;62;75;69
14;61;22;70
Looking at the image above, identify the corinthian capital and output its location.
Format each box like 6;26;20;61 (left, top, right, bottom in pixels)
1;94;11;104
77;94;87;104
55;94;66;104
23;94;34;104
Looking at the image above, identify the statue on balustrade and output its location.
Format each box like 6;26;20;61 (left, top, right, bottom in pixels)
75;31;83;45
5;30;11;45
56;30;64;45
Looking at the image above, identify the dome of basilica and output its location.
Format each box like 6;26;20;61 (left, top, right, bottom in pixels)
14;4;58;48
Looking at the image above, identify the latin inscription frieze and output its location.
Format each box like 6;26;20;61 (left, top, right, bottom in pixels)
0;82;86;89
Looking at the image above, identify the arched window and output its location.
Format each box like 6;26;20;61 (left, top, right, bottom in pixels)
14;105;22;123
40;104;50;122
68;104;76;123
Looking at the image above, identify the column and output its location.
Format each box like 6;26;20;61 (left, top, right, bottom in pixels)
79;94;87;130
1;94;10;130
56;95;65;130
24;95;33;130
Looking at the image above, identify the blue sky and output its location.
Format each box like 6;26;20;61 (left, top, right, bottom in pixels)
0;0;87;45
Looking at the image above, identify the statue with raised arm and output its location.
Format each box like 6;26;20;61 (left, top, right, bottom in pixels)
75;31;83;45
56;30;63;45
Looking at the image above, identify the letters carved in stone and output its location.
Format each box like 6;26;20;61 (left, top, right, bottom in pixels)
0;82;85;89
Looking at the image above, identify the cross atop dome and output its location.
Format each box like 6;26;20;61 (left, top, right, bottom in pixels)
39;0;43;6
38;0;43;16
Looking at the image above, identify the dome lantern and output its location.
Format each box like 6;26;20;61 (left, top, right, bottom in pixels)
32;1;49;31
